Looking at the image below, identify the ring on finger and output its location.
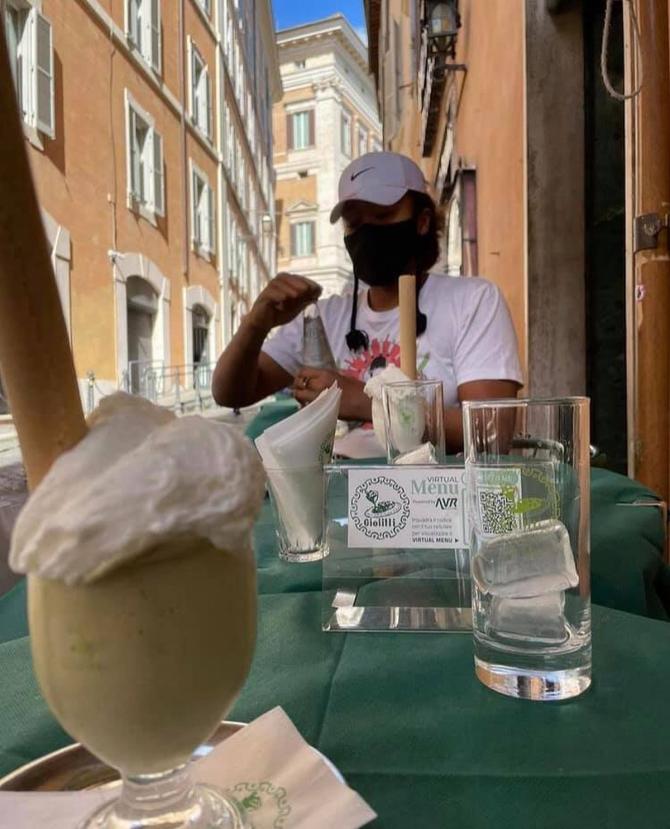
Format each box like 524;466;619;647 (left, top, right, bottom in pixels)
301;376;309;389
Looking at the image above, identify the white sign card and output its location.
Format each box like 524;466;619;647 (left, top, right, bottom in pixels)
347;466;469;549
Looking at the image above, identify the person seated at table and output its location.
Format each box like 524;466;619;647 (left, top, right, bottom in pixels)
212;151;522;453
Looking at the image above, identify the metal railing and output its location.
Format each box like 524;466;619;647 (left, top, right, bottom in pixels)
118;360;217;413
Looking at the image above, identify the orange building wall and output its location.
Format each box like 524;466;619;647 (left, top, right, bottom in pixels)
383;0;527;379
27;0;221;382
449;0;527;376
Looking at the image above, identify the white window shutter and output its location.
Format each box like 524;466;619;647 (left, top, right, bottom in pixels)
207;184;215;254
152;129;164;215
188;39;195;119
191;169;199;244
34;11;55;138
205;69;212;139
128;107;139;199
150;0;161;72
196;62;205;129
127;0;139;44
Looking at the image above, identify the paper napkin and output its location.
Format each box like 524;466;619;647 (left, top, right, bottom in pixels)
0;707;376;829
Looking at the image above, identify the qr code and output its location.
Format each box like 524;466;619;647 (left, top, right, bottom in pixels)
478;489;517;535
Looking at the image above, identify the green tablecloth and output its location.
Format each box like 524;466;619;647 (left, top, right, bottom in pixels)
2;579;670;827
2;419;670;826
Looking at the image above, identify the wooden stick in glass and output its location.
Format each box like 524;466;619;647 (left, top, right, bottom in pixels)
398;274;417;379
0;25;87;489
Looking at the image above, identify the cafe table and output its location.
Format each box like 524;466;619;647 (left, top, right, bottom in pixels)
1;403;670;827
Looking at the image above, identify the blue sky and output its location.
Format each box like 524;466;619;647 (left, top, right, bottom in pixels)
273;0;365;37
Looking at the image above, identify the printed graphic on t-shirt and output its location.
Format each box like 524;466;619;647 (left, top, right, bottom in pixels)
340;335;430;383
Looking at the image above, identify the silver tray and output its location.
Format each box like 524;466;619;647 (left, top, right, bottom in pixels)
0;721;245;792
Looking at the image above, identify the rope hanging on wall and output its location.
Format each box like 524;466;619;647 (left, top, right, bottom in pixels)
601;0;643;101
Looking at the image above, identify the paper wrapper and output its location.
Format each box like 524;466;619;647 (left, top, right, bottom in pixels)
0;707;376;829
394;442;437;465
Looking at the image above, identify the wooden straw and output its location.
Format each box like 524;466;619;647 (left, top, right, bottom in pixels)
398;274;417;379
0;29;87;490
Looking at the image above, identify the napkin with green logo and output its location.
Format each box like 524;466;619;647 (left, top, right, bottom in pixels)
0;706;376;828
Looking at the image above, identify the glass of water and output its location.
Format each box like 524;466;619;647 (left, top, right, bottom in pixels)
463;397;591;701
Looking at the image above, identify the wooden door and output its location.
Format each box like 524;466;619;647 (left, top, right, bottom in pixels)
625;0;670;501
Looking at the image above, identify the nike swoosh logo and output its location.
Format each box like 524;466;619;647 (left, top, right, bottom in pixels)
351;167;375;181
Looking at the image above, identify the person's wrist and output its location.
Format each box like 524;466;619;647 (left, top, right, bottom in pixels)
241;311;272;339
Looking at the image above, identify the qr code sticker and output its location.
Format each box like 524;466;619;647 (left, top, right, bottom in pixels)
478;488;518;535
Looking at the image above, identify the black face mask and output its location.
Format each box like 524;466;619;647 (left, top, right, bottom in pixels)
344;218;420;286
343;218;427;352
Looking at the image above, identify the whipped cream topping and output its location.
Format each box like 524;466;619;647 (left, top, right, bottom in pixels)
10;393;266;584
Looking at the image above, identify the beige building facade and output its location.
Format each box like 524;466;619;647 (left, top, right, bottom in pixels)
274;15;381;296
3;0;279;411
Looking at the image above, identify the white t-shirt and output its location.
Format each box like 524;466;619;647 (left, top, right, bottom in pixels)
262;273;524;402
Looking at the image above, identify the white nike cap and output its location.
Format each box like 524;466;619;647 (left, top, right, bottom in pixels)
329;151;429;223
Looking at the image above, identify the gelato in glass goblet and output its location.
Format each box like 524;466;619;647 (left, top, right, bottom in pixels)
28;537;256;829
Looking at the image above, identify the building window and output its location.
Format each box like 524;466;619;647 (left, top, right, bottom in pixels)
295;59;305;69
288;110;314;151
126;0;161;73
188;40;211;138
226;110;235;177
191;163;215;256
195;0;211;17
4;3;54;138
227;212;237;275
291;221;315;258
192;305;210;364
341;110;351;156
126;94;165;216
126;275;158;393
445;169;478;277
358;126;368;157
445;191;462;277
461;169;478;276
225;12;233;62
0;376;8;415
394;20;402;121
239;156;247;208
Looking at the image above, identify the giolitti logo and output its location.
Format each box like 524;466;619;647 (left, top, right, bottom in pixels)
351;475;410;540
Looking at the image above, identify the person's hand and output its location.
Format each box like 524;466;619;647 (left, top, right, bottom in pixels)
245;274;322;333
292;367;372;422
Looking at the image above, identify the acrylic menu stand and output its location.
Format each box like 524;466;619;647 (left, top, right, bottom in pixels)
321;463;472;632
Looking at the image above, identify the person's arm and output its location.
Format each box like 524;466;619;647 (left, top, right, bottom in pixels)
212;274;321;408
446;280;524;452
445;379;520;454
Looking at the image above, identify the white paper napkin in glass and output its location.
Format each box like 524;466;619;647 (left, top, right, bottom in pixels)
256;384;341;467
0;707;376;829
